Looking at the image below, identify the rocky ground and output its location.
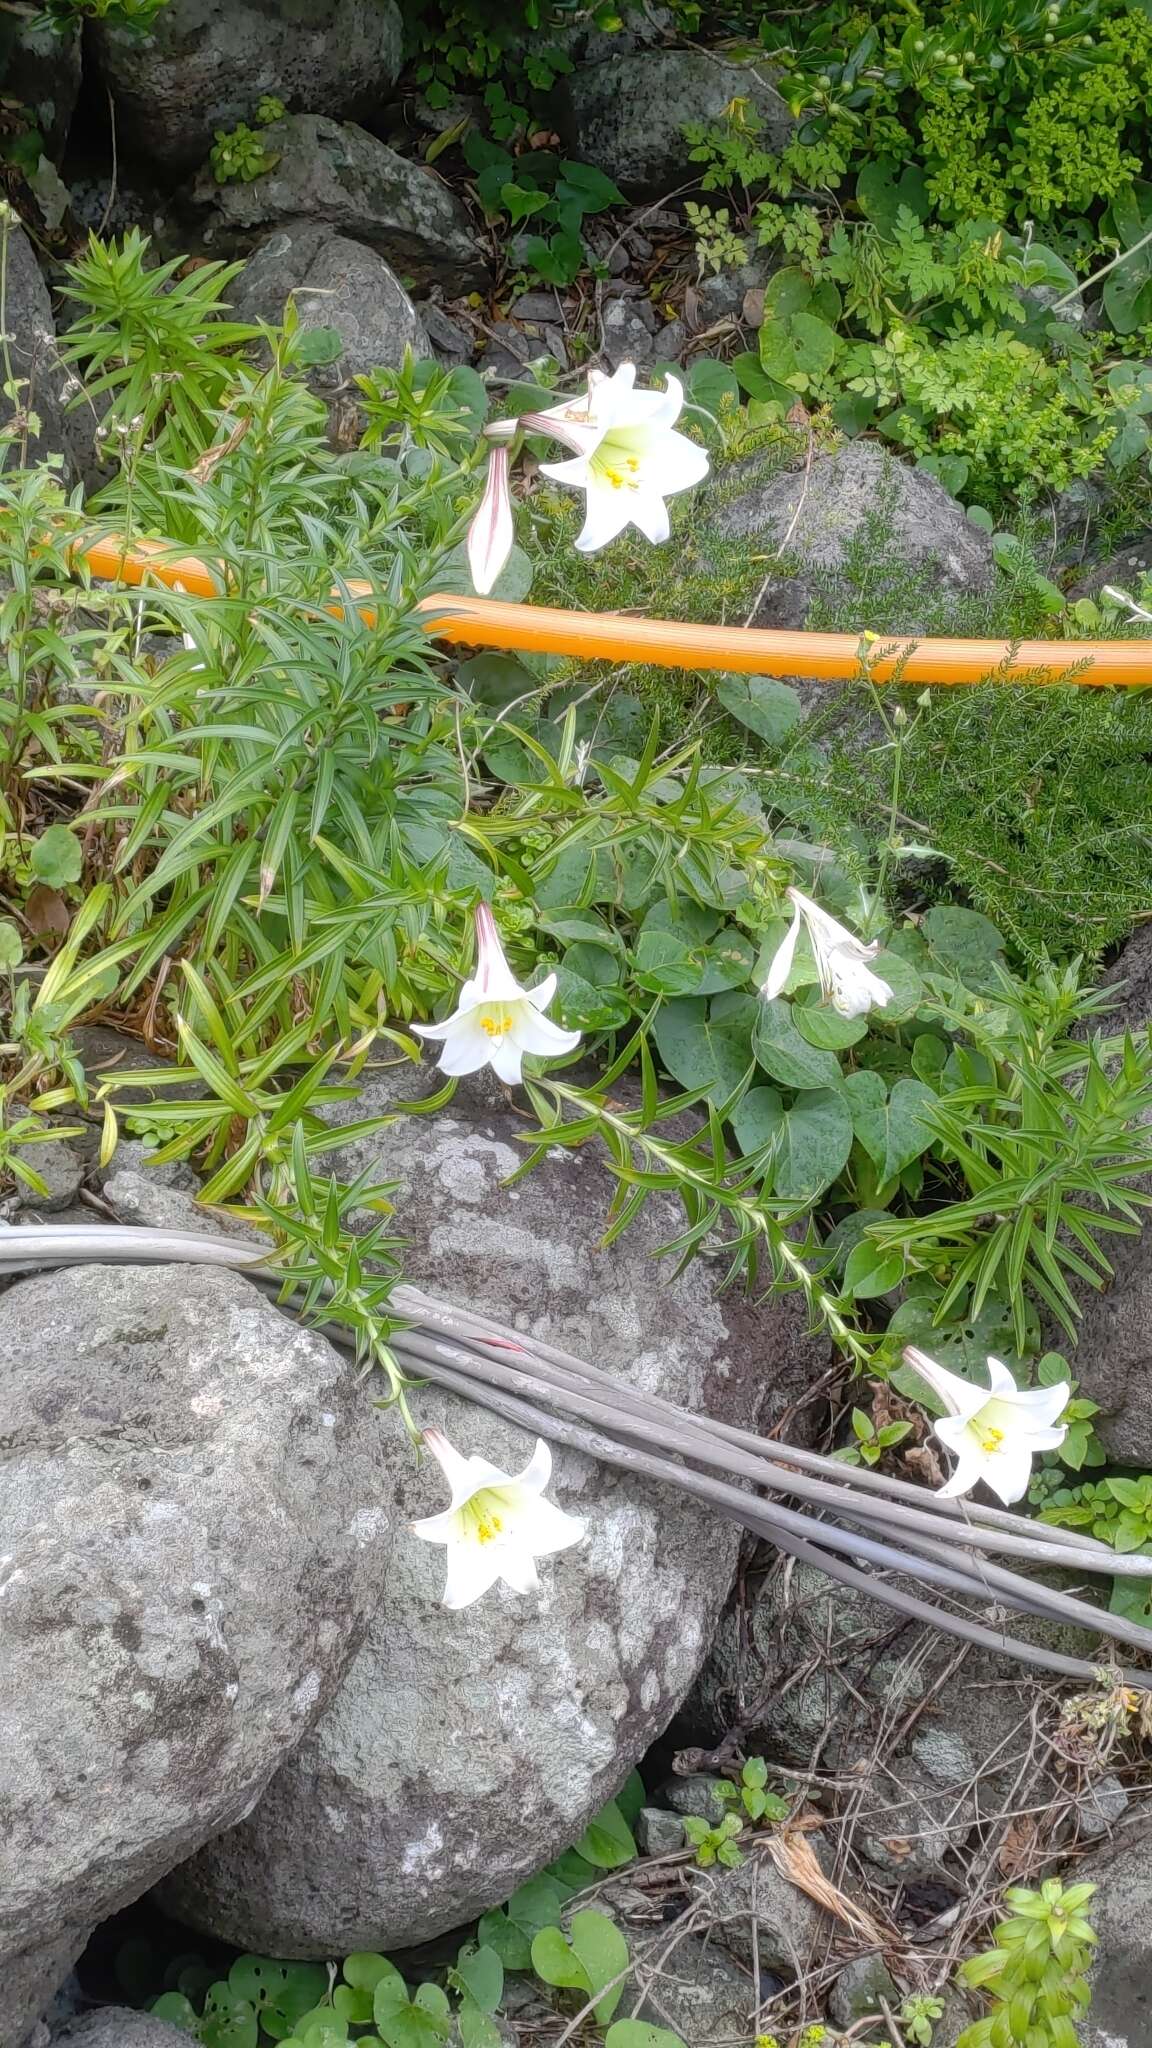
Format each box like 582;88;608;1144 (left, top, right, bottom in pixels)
4;1000;1152;2047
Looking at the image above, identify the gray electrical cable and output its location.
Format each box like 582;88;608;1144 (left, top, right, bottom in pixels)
3;1221;1149;1686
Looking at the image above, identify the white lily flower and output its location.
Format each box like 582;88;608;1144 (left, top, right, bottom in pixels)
466;442;514;596
761;885;895;1020
414;903;581;1085
496;361;708;554
411;1427;586;1608
903;1346;1069;1506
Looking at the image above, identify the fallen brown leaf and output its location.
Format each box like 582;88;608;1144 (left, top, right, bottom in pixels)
997;1814;1041;1878
23;884;69;940
904;1442;947;1488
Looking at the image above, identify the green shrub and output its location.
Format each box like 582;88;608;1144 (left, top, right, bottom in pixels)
400;0;575;139
756;0;1152;230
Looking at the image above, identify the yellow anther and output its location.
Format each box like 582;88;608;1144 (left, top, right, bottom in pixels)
480;1009;515;1039
980;1426;1005;1453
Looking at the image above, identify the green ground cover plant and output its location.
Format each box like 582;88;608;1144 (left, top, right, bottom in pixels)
5;226;1152;1424
135;1781;695;2048
674;3;1152;510
117;1814;1103;2048
528;465;1152;966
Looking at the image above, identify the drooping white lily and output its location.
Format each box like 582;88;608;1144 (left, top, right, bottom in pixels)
411;1426;586;1608
761;885;895;1020
492;362;709;554
902;1346;1069;1505
413;902;581;1085
466;442;515;596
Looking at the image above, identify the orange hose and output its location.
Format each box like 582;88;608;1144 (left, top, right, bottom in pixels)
72;533;1152;687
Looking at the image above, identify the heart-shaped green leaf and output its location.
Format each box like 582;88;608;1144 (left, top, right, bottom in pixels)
734;1084;852;1200
653;995;757;1104
753;999;842;1090
841;1073;936;1183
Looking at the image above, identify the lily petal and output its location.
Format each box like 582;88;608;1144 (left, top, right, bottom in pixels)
538;451;594;488
629;489;671;545
423;1017;496;1076
515;1437;553;1494
422;1426;481;1508
487;1035;525;1086
467;444;514;597
575;482;636;553
505;1494;587;1555
442;1541;504;1610
761;901;803;1001
902;1347;990;1422
474;903;524;1002
1023;1424;1070;1452
980;1440;1035;1507
497;1549;542;1596
527;971;558;1010
513;1008;582;1057
936;1440;988;1498
410;1505;464;1543
983;1356;1020;1398
621;425;710;493
933;1413;980;1457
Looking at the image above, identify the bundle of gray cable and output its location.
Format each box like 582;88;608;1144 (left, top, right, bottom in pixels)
4;1222;1150;1690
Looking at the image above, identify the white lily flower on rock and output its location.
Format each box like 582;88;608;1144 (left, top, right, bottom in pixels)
496;361;709;554
414;902;581;1085
903;1346;1070;1505
466;442;515;596
761;885;894;1020
411;1427;586;1608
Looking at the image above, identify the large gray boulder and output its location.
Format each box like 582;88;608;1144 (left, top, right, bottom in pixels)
710;442;994;633
2;221;80;480
559;49;792;195
1077;1820;1152;2047
157;1067;825;1956
226;225;429;390
198;115;488;291
90;0;403;173
9;1931;88;2048
0;1263;388;2040
1064;922;1152;1462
